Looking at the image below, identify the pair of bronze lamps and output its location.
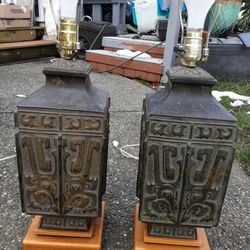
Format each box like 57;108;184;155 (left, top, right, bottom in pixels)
15;3;237;249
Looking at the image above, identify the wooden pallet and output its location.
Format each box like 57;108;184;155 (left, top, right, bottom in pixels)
0;26;44;43
0;40;57;64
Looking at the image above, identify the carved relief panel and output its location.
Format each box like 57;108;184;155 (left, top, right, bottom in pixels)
180;144;235;227
61;135;103;218
139;117;237;228
139;140;188;224
16;111;108;220
16;133;60;215
17;113;60;131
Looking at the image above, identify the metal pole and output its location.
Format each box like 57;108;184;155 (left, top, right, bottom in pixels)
161;0;183;84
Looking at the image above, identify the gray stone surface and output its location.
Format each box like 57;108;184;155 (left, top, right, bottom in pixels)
0;59;249;250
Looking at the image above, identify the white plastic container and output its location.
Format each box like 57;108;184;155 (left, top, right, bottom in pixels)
134;0;158;33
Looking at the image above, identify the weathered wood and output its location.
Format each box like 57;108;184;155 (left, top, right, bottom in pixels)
0;27;44;43
0;40;57;64
0;26;44;31
0;40;56;50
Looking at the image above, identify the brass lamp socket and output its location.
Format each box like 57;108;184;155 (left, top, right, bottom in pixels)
58;18;79;60
178;30;203;68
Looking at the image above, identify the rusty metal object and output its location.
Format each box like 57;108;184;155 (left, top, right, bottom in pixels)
137;66;238;239
15;59;110;231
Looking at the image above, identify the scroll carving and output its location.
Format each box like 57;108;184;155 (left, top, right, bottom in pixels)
192;125;237;141
63;116;103;132
41;116;56;129
84;119;101;130
62;136;101;217
19;134;59;214
21;115;38;128
66;118;81;130
139;139;234;227
148;121;237;142
141;142;187;224
180;145;234;226
150;122;190;139
19;113;59;130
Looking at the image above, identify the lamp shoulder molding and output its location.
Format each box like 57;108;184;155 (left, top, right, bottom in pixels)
43;59;91;77
147;66;237;122
17;59;109;113
168;66;216;85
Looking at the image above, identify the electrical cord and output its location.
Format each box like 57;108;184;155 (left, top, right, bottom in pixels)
0;148;16;163
112;140;139;160
0;142;139;162
89;23;108;50
0;154;16;163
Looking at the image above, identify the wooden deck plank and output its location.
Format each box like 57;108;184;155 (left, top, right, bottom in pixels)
0;28;44;43
0;40;57;50
0;26;44;31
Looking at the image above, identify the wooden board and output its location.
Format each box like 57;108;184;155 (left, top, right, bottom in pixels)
0;40;56;50
0;26;44;31
134;204;211;250
22;202;105;250
0;26;44;43
0;40;57;64
102;36;165;58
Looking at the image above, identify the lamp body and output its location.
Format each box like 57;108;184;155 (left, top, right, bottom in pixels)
137;66;237;239
15;59;110;231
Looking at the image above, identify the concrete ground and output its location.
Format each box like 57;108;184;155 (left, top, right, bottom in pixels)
0;58;249;250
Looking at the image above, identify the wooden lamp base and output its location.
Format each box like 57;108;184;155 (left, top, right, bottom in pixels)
22;202;105;250
134;204;211;250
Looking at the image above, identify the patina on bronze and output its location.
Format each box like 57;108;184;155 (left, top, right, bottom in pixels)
137;66;237;239
15;59;110;231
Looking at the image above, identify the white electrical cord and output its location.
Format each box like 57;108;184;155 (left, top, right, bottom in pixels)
0;142;140;163
0;148;16;162
0;154;16;162
112;141;139;160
